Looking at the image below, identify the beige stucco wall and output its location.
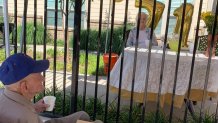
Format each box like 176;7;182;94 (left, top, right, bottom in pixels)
5;0;214;40
8;0;44;22
88;0;139;25
8;0;44;16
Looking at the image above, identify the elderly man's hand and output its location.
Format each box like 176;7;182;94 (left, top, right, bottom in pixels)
33;99;49;113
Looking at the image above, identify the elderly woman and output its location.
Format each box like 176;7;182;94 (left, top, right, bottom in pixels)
126;12;158;48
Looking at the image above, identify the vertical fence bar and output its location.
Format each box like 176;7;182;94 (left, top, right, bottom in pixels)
215;87;218;123
82;0;91;111
104;0;112;54
62;0;69;116
3;0;10;57
116;0;129;122
155;0;164;119
43;0;48;96
23;0;28;54
140;0;157;122
216;103;218;122
183;0;203;122
71;0;82;113
33;0;37;103
33;0;37;60
140;2;157;120
168;0;187;121
93;0;103;120
104;0;116;122
199;0;218;122
128;0;142;122
53;0;58;98
143;0;170;122
13;0;17;53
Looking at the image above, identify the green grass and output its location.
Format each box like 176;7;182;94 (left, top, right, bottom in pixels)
47;39;65;47
0;49;5;63
48;52;105;76
0;49;105;76
79;52;104;76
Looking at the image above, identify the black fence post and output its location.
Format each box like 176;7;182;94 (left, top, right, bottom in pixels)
71;0;82;114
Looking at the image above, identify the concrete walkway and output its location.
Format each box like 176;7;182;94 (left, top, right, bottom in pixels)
44;70;117;102
44;70;218;119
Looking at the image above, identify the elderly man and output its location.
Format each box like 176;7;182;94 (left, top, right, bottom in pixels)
0;53;92;123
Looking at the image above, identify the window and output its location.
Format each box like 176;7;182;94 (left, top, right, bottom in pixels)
47;0;86;28
0;0;3;16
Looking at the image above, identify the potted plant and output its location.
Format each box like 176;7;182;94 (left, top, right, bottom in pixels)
201;11;218;57
103;53;118;75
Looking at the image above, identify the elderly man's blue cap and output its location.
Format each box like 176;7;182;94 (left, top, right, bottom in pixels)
0;53;49;85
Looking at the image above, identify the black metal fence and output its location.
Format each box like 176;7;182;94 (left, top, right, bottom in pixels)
1;0;218;122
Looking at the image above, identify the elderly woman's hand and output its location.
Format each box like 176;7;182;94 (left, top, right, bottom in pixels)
33;99;50;113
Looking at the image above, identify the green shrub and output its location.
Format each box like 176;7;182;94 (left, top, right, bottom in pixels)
0;16;3;23
71;26;128;54
201;12;218;34
47;39;65;47
184;109;216;123
56;39;65;47
17;22;52;45
35;86;172;122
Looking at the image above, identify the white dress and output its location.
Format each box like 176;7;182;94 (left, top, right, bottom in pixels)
126;27;158;48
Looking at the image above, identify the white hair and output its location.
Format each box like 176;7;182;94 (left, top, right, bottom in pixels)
135;12;148;24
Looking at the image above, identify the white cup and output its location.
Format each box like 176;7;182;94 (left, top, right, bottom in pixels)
189;42;194;53
43;96;56;111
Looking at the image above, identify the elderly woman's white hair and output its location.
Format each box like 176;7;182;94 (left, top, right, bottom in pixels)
135;12;148;25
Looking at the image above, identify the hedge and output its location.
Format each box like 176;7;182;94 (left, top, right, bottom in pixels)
17;22;52;45
71;26;129;54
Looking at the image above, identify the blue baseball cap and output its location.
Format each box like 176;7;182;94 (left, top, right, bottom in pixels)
0;53;49;85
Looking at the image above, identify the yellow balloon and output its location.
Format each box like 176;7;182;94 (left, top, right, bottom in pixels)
173;3;194;47
135;0;165;29
115;0;165;30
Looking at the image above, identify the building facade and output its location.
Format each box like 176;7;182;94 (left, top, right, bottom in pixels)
0;0;216;40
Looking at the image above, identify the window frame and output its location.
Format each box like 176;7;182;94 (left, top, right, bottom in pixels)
46;0;86;29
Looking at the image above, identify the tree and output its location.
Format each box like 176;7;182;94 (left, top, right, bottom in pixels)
58;0;86;61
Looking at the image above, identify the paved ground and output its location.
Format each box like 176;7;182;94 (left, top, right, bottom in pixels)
44;70;218;120
44;70;113;101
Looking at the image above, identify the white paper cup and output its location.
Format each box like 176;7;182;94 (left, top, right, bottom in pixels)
189;42;194;53
43;96;56;111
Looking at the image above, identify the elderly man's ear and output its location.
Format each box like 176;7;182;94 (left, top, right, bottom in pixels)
19;80;28;94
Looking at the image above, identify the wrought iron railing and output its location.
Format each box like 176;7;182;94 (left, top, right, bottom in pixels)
1;0;218;122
